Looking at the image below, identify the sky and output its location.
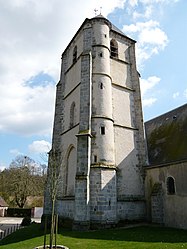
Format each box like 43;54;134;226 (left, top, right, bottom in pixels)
0;0;186;170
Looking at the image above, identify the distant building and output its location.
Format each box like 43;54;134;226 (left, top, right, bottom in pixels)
0;196;8;217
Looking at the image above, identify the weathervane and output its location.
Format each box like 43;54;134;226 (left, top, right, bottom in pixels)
94;8;98;16
94;7;102;16
100;6;102;15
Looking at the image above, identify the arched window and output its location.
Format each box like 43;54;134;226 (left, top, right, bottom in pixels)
110;39;118;58
70;102;76;128
73;46;77;64
167;176;175;195
65;146;76;196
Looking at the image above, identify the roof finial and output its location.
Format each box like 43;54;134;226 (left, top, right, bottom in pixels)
94;8;98;16
100;6;102;15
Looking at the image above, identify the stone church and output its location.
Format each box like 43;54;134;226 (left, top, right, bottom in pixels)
44;15;187;230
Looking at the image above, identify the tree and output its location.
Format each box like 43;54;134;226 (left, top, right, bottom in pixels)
44;149;62;249
0;155;46;208
10;166;31;208
10;155;45;175
10;155;35;168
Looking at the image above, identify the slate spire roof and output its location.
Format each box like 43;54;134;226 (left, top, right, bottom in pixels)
145;103;187;165
92;14;135;41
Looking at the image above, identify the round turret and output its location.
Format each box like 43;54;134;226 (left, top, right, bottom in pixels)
91;17;115;165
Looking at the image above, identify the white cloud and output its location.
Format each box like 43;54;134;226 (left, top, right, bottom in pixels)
123;20;168;67
133;5;153;19
122;1;181;70
139;26;168;48
140;76;160;96
140;76;160;108
0;0;127;137
142;98;157;107
124;0;179;22
28;140;51;154
173;92;180;99
184;89;187;99
9;149;22;156
139;0;179;4
0;81;55;136
0;163;6;171
128;0;138;7
0;0;180;138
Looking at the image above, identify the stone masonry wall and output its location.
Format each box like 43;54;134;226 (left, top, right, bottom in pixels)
146;160;187;229
90;168;117;224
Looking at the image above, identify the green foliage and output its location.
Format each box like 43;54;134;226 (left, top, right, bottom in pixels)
0;224;187;249
0;155;46;208
26;196;44;208
7;208;31;217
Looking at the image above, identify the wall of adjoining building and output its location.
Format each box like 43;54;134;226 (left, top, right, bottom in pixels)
145;160;187;229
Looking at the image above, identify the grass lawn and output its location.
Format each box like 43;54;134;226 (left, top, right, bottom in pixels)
0;223;187;249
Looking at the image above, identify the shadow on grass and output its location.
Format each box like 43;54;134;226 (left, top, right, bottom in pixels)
0;223;44;246
61;226;187;244
0;223;187;246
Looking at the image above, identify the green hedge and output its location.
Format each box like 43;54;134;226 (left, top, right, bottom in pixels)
6;208;31;217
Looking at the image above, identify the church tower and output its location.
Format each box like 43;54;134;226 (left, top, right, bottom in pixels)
44;15;147;229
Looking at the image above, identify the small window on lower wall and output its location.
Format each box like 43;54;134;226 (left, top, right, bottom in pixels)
100;126;105;135
167;176;175;195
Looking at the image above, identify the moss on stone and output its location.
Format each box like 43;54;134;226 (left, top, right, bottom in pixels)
145;104;187;165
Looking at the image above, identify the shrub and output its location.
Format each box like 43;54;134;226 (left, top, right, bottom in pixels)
21;216;31;226
7;208;31;217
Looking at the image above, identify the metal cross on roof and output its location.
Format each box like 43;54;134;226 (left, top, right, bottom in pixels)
94;8;98;16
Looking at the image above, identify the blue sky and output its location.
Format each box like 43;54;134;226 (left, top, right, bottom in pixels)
0;0;186;169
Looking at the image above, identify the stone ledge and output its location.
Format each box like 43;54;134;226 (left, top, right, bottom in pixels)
91;163;116;169
76;129;92;137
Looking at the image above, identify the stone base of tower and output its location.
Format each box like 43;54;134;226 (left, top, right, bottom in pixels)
117;199;146;221
73;219;117;230
72;221;90;231
50;199;146;230
89;166;117;224
90;220;117;230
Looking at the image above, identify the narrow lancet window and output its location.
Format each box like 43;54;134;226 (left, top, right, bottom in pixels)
167;177;175;195
101;126;105;135
100;82;103;89
73;46;77;64
94;155;97;163
110;39;118;58
70;102;76;128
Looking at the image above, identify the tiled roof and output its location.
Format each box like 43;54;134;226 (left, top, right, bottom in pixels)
0;196;8;207
92;14;135;41
145;104;187;165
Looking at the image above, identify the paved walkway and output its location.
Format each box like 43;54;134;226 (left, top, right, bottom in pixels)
0;217;41;224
